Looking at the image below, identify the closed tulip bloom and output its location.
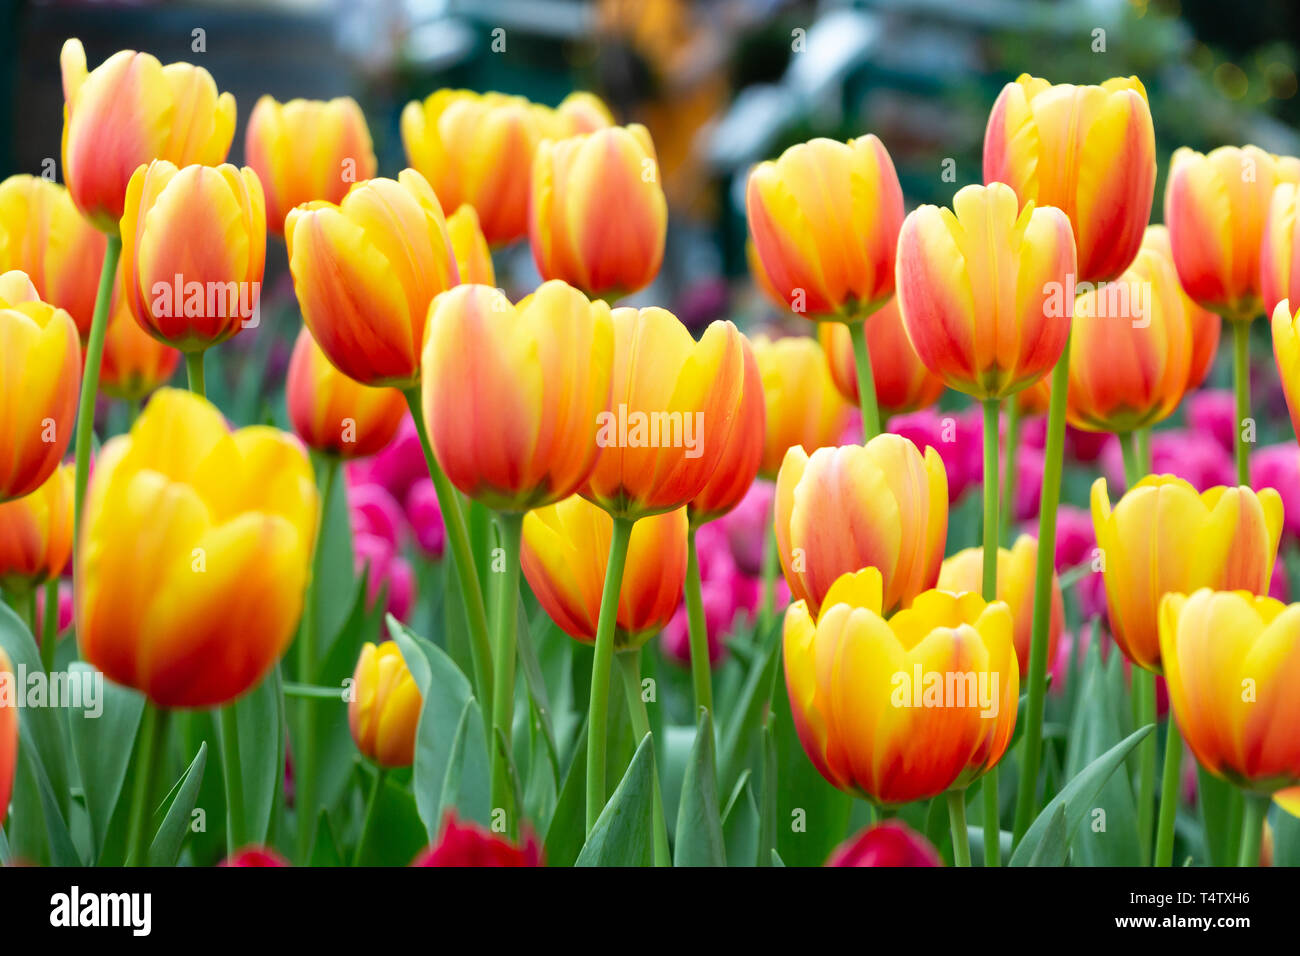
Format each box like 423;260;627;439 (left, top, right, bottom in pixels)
775;435;948;617
446;205;495;286
244;95;377;234
1091;475;1282;672
1262;182;1300;319
896;182;1077;400
688;336;764;525
349;640;422;768
1160;589;1300;792
753;334;853;480
286;170;459;388
287;326;406;459
784;568;1017;805
0;463;73;592
1141;225;1221;391
553;91;615;136
529;124;667;300
0;175;107;339
582;309;747;519
0;275;80;502
0;647;14;827
746;135;904;320
521;495;686;650
422;282;614;511
1273;300;1300;442
938;534;1062;675
119;160;266;351
1166;145;1300;321
984;75;1156;282
820;299;945;418
1066;226;1195;433
99;281;181;403
60;38;236;232
77;389;318;708
826;821;941;867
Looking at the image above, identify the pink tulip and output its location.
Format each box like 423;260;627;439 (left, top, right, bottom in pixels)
825;821;941;867
718;480;772;577
1185;389;1236;456
405;478;446;559
348;481;405;551
354;532;415;622
1252;443;1300;540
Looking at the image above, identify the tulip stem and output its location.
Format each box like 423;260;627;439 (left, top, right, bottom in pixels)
585;515;636;835
1236;792;1269;867
946;790;971;867
73;234;122;532
185;351;206;398
980;399;1001;866
125;703;168;866
8;588;35;644
489;510;523;836
296;452;338;861
1120;431;1143;489
1134;668;1157;864
616;649;671;866
40;578;59;673
1135;426;1152;474
401;389;493;722
1000;400;1020;542
758;509;778;635
684;526;713;716
1154;719;1184;866
1011;337;1070;847
1232;320;1251;486
352;767;385;867
846;319;882;441
218;703;246;855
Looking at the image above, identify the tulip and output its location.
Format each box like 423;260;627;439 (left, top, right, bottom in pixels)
1273;300;1300;444
554;91;614;136
1139;225;1221;391
286;325;406;459
354;534;414;624
686;335;764;526
529;124;667;299
99;272;181;403
938;534;1062;676
349;640;421;768
521;495;686;651
286;170;458;388
0;647;15;828
347;480;404;552
244;95;377;234
219;847;290;867
826;821;942;867
0;175;108;339
411;812;542;867
775;435;948;618
820;298;945;419
446;205;495;286
1066;226;1195;434
77;388;318;707
784;567;1018;811
404;479;445;559
1262;182;1300;323
0;276;80;502
983;75;1156;282
0;463;74;593
752;334;853;480
895;182;1077;401
60;39;236;232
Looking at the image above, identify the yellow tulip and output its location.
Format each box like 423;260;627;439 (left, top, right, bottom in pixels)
753;334;853;480
1273;299;1300;444
446;205;496;286
0;463;73;592
349;641;422;768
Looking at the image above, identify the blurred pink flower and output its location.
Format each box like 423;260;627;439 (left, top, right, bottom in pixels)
892;406;981;502
1065;426;1114;464
1270;559;1290;603
1013;440;1044;523
1100;429;1233;492
825;821;940;867
354;532;415;622
1252;443;1300;540
1185;389;1236;455
405;478;446;560
33;578;73;647
348;481;405;551
364;415;429;504
718;480;772;577
1032;504;1107;624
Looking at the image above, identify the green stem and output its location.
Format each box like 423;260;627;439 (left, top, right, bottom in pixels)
947;790;971;867
1236;792;1269;867
1120;431;1143;488
185;351;206;398
40;578;58;673
616;649;671;867
124;703;168;866
489;510;524;835
1011;337;1070;847
8;589;35;644
585;515;636;834
73;234;122;531
1000;400;1020;541
352;768;386;866
846;319;882;441
980;398;1001;867
1154;718;1184;867
757;509;778;635
401;389;493;720
684;526;713;715
1134;668;1156;865
296;453;338;861
1232;319;1251;486
982;770;1000;867
219;703;246;855
1135;426;1152;474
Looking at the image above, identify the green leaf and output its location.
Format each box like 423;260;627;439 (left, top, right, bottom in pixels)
66;664;144;861
309;811;344;867
543;719;589;867
771;848;786;866
230;665;284;845
576;733;655;867
148;743;208;866
517;603;560;789
17;741;81;865
1026;804;1068;866
1273;802;1300;866
721;770;759;868
0;603;71;819
1010;723;1154;866
718;619;783;790
675;708;726;866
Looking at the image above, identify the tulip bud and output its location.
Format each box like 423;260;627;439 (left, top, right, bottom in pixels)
349;640;422;768
0;647;15;827
1273;299;1300;443
554;91;614;137
752;334;853;480
0;463;74;592
820;298;945;418
687;334;764;525
826;821;942;867
446;205;495;286
99;268;180;403
411;811;542;866
219;847;289;867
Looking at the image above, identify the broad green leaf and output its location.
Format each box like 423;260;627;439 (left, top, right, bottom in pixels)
721;770;759;868
675;708;725;866
576;733;654;867
771;674;851;866
309;811;344;867
1026;804;1068;866
1273;802;1300;866
357;773;427;866
518;604;560;789
230;665;284;845
66;663;144;861
0;604;71;819
148;742;208;866
18;742;81;865
718;619;783;790
544;719;589;867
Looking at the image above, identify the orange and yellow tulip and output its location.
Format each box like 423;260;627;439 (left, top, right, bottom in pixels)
1091;475;1282;672
937;534;1062;675
287;326;406;459
1165;145;1300;321
582;308;747;520
775;435;948;617
895;182;1077;400
286;170;459;388
820;299;945;418
77;389;318;708
422;281;614;512
1273;299;1300;442
99;271;181;402
0;273;81;502
521;494;686;650
244;95;377;235
0;463;73;592
349;640;422;768
0;175;107;339
446;205;495;286
687;336;764;525
1262;182;1300;320
1066;225;1195;433
0;647;14;828
60;39;236;232
753;334;853;480
1140;225;1221;391
784;567;1017;805
119;160;266;351
529;124;667;300
983;75;1156;282
746;136;903;321
554;91;615;136
1160;589;1300;793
